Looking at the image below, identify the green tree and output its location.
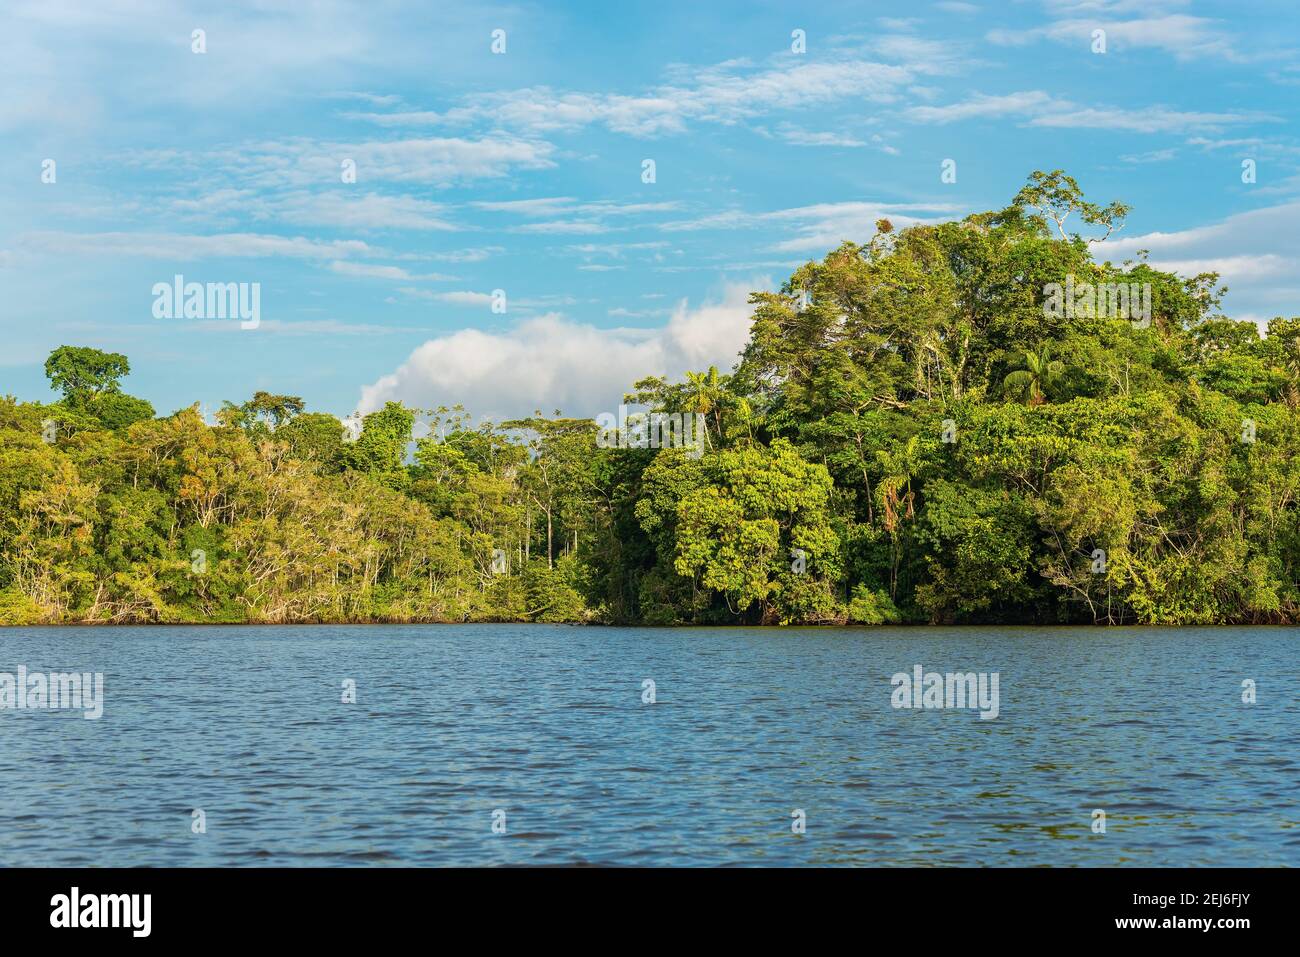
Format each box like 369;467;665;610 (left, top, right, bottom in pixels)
341;402;416;488
7;170;1300;628
44;346;132;400
43;346;154;432
1003;346;1066;405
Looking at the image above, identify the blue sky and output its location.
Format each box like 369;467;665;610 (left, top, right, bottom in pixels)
3;0;1299;422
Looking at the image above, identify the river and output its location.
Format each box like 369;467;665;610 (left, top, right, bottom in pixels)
1;624;1295;866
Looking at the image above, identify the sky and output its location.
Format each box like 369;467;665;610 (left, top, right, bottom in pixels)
2;0;1299;423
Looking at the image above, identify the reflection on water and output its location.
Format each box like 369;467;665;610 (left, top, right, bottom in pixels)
1;624;1295;866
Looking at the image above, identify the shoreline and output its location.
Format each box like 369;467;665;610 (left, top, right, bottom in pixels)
2;619;1296;630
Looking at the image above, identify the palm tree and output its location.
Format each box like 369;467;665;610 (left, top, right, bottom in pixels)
875;436;921;599
1003;346;1064;405
684;366;727;445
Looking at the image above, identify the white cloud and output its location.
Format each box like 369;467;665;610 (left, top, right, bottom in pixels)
108;135;554;196
988;15;1245;62
347;55;920;138
869;35;968;74
271;192;458;231
1135;254;1289;280
120;133;556;190
1120;147;1178;163
190;318;397;336
1105;201;1300;324
464;198;680;237
777;127;868;148
234;136;557;188
472;197;680;217
661;200;959;252
168;189;258;216
906;90;1271;133
767;202;960;252
1031;105;1270;134
563;241;670;259
907;91;1060;122
427;247;504;264
394;288;496;307
472;197;578;216
510;221;611;235
0;0;516;131
357;281;765;417
22;231;375;260
333;92;404;107
329;261;455;281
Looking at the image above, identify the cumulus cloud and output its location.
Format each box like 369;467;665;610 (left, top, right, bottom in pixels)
356;281;765;417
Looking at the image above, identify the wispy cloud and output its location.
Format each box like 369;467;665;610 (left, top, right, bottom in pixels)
1106;200;1300;323
661;200;959;252
988;14;1248;62
775;126;869;148
343;53;928;138
22;231;376;261
270;192;459;231
1120;148;1178;164
329;261;455;281
471;198;681;236
907;90;1274;133
397;288;495;306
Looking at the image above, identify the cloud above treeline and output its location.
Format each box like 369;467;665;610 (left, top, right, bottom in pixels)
357;281;765;419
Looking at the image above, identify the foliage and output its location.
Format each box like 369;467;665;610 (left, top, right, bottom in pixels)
3;172;1299;625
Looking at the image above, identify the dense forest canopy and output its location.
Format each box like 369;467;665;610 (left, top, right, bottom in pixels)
4;171;1300;626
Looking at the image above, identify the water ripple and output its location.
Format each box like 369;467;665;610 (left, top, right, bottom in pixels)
0;623;1295;866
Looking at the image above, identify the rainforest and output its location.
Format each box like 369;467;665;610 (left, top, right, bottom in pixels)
4;171;1299;627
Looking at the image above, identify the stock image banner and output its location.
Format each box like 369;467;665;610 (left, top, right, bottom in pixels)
0;0;1295;942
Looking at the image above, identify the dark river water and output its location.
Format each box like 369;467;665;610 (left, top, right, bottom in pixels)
0;624;1295;866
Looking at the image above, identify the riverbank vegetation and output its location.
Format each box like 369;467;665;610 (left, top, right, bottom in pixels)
4;171;1299;626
